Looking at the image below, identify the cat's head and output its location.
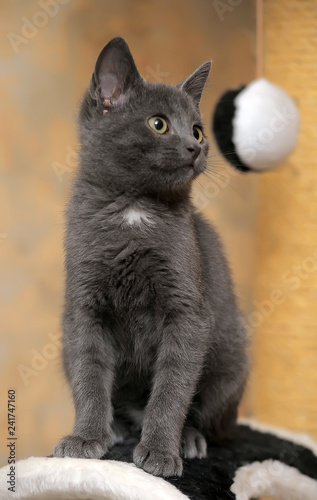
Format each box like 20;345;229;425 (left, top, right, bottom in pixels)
79;37;211;197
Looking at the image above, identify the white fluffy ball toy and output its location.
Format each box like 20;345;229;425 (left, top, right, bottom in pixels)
212;78;300;172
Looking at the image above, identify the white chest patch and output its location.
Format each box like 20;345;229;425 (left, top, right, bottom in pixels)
123;207;154;226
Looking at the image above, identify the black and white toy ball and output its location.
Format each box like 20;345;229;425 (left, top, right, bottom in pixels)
212;78;300;172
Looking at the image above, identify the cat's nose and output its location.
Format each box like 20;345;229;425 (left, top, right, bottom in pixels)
186;142;201;161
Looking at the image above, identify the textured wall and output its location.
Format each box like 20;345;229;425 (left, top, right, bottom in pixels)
252;0;317;439
0;0;256;462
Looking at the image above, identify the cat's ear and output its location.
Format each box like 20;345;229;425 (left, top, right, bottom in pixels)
179;61;211;104
89;37;142;111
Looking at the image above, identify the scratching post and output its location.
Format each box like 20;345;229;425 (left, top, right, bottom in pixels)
252;0;317;439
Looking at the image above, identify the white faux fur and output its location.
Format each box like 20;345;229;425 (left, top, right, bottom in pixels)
0;457;189;500
231;460;317;500
239;418;317;457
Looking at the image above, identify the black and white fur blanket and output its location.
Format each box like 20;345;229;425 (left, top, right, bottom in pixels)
1;420;317;499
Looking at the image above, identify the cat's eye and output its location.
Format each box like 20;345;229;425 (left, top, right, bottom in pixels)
193;126;203;143
148;116;168;135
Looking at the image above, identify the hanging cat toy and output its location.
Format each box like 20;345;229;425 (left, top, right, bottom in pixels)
212;78;299;172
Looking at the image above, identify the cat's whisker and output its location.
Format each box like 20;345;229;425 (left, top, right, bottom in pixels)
204;166;240;186
204;166;233;180
204;167;244;190
194;178;218;200
206;158;236;168
204;167;234;177
201;171;245;199
208;150;238;158
205;161;245;179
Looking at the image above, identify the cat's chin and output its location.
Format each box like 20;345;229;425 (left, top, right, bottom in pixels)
174;163;196;175
176;164;194;171
168;166;195;189
170;163;205;185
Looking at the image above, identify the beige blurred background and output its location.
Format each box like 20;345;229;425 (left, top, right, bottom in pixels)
0;0;316;466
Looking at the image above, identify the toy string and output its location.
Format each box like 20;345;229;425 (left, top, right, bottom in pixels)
256;0;263;78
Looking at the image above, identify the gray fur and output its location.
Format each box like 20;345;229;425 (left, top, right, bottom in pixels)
54;37;249;477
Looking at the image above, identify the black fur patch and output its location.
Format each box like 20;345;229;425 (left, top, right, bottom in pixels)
212;87;251;173
105;423;317;499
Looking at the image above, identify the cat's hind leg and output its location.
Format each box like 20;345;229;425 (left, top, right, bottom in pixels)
182;425;207;459
110;418;131;446
191;367;248;443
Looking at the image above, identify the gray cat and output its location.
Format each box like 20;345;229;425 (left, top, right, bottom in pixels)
54;37;249;478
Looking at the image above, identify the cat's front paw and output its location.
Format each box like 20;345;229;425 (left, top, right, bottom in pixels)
54;434;108;459
133;442;183;477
